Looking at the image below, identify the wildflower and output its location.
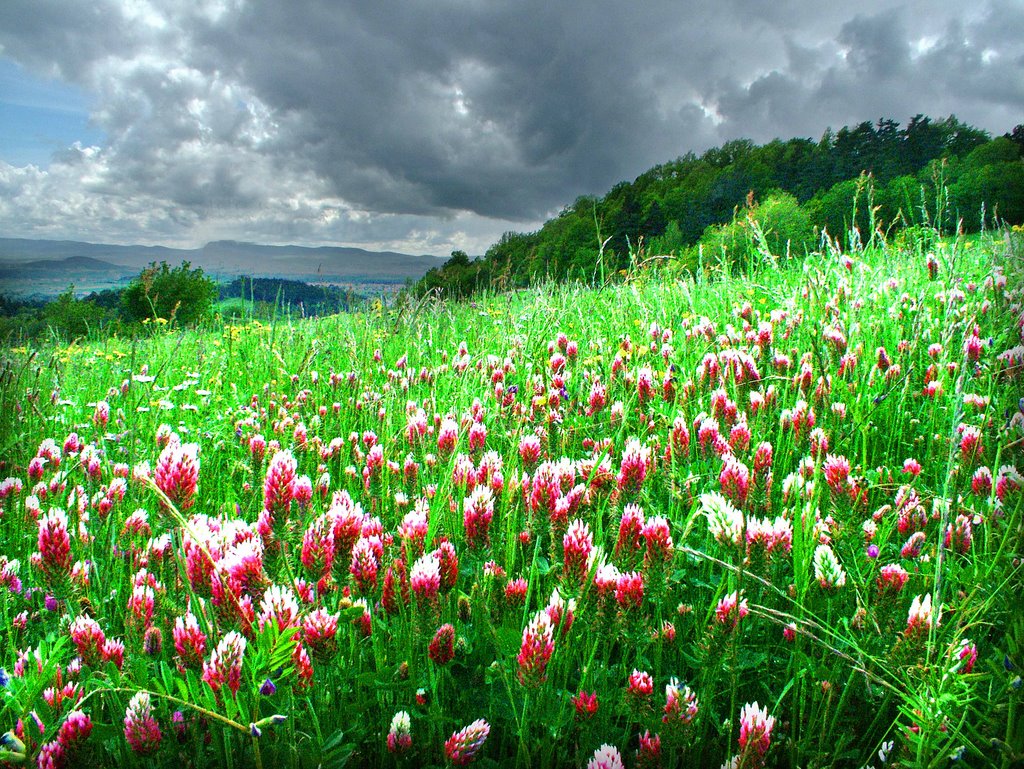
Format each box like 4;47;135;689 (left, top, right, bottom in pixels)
70;615;106;666
291;641;314;691
617;439;653;494
878;564;909;594
822;454;851;499
468;421;487;454
955;640;978;674
504;577;528;606
813;544;846;590
901;531;927;559
387;711;412;754
433;540;459;593
715;591;749;631
543;588;574;635
302;608;340;659
349;538;380;594
719;455;751;509
615;504;645;558
260;678;277;696
958;424;983;464
263;450;297;520
663;678;699;726
996;465;1022;502
627;669;654;699
57;709;92;747
702;492;744;548
669;416;690;457
173;613;206;669
902;458;922;476
906;594;939;637
588;744;625;769
143;626;162;656
444;719;490;765
428;624;455;666
124;691;161;755
463;486;494;548
587;380;607;416
37;508;72;585
971;466;993;496
572;690;599;719
93;400;110;428
517;612;555;686
202;631;246;697
127;584;155;628
353;599;372;638
738;701;775;761
746;515;792;559
154;443;200;512
964;332;983;363
944;514;973;554
437;418;459;456
637;731;661;769
300;515;335;581
37;741;65;769
641;515;673;569
562;519;593;587
410;553;441;605
258;585;300;633
615;571;644;611
519;434;542;467
102;638;125;669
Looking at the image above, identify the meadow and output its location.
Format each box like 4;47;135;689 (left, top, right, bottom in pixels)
0;228;1022;768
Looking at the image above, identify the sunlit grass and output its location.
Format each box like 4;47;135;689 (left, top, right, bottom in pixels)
0;228;1021;768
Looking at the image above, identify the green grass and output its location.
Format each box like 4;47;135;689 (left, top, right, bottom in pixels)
0;228;1021;768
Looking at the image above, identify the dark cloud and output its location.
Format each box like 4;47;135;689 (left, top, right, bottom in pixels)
0;0;1020;253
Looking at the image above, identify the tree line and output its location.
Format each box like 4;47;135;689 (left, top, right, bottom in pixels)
413;115;1024;297
0;263;364;341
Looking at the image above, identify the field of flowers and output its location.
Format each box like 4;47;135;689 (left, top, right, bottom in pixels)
1;231;1022;769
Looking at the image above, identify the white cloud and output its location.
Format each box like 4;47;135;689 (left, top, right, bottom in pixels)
0;0;1020;253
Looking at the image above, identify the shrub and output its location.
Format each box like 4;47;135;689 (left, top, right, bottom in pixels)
120;261;218;326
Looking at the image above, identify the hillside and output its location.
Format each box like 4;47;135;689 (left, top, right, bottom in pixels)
414;115;1024;297
0;228;1021;767
0;238;446;299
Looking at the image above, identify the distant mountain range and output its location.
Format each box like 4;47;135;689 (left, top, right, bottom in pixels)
0;238;447;298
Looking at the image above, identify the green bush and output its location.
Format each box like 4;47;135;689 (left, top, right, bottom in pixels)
120;261;218;326
43;286;111;339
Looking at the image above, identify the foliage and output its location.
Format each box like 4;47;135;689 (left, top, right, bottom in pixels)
219;277;363;318
1;231;1022;768
412;113;1019;299
41;287;112;339
686;191;815;277
120;261;218;326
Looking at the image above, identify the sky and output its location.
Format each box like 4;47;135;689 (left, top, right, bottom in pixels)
0;1;1022;257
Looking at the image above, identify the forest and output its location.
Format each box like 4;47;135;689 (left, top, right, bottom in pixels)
414;115;1024;297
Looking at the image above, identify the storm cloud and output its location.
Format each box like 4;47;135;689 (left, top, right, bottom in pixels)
0;0;1021;253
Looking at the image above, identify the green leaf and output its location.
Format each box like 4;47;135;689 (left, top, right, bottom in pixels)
318;729;354;769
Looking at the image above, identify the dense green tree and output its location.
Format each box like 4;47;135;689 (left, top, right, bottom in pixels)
409;114;1019;300
937;115;990;158
950;140;1024;227
1005;124;1024;155
752;191;814;258
121;261;218;325
806;178;872;245
44;287;110;338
